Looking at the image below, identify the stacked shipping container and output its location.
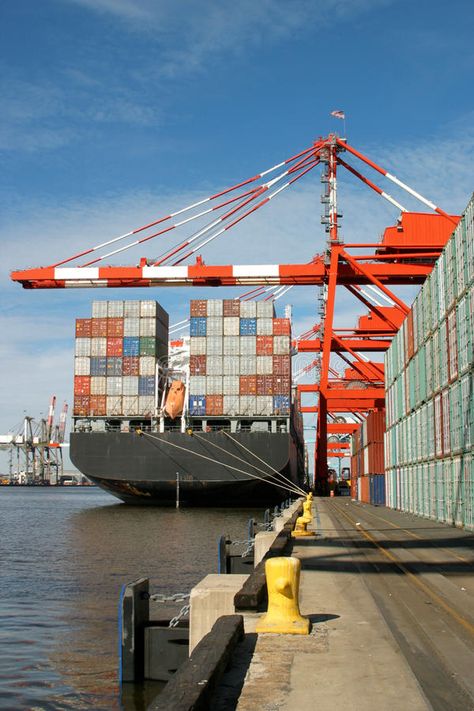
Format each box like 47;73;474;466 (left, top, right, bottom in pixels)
188;299;292;416
385;194;474;530
73;300;168;417
350;410;386;504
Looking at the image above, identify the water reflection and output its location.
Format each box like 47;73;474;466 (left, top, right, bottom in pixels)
0;489;262;710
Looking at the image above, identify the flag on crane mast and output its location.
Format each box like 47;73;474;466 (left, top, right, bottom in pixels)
331;110;345;119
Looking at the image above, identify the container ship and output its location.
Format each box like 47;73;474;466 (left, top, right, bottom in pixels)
70;298;306;505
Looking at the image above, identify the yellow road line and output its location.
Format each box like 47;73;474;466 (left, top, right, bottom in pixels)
351;504;472;565
334;504;474;637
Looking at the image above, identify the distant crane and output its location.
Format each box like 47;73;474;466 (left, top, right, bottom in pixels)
0;396;68;484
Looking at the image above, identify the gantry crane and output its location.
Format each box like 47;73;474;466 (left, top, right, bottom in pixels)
10;134;459;493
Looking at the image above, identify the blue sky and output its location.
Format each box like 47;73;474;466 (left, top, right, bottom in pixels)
1;0;473;474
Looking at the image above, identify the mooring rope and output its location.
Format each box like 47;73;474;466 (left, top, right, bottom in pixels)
137;430;303;497
222;430;307;496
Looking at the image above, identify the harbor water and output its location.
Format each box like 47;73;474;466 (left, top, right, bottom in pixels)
0;487;262;710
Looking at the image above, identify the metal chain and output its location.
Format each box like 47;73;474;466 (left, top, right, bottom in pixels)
169;604;190;628
148;592;190;603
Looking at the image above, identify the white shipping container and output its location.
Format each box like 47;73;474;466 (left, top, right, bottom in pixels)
139;356;156;375
124;300;140;317
124;318;140;336
190;337;206;355
240;301;257;318
189;375;206;394
273;336;290;355
240;336;256;355
257;356;273;374
223;357;240;375
123;395;139;415
223;376;239;395
223;336;240;356
107;301;124;317
140;318;157;336
74;357;90;376
256;318;273;335
138;396;155;414
223;395;240;416
207;299;223;317
206;317;223;336
140;300;157;318
106;396;123;415
90;338;107;356
255;396;273;415
223;317;240;336
91;376;107;395
92;301;108;318
207;356;223;375
106;377;122;396
240;356;256;375
206;337;222;356
239;396;256;415
206;376;222;395
122;376;139;395
256;300;274;318
75;338;91;356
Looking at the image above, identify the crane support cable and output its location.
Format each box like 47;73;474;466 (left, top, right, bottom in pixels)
337;157;408;213
49;143;318;269
336;138;457;224
138;430;304;496
192;432;306;496
172;158;319;266
156;153;320;267
221;431;306;496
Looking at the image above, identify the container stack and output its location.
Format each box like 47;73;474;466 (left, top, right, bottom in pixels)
350;410;386;504
188;299;292;417
385;194;474;530
73;300;168;418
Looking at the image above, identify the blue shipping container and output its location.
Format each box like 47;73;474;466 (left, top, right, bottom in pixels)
139;375;155;396
123;337;140;356
90;356;107;376
240;318;257;335
273;395;290;413
107;357;123;376
189;395;206;415
190;317;207;337
369;474;386;506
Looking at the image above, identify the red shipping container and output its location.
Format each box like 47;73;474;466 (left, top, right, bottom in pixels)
366;409;386;444
75;318;92;337
359;476;370;503
190;300;207;317
256;375;274;395
90;395;107;416
273;375;290;394
223;299;240;317
240;375;257;395
206;394;223;415
74;395;90;416
122;356;139;376
273;318;291;336
74;376;90;395
272;355;290;376
364;442;385;474
91;318;108;337
107;318;124;337
256;335;273;355
107;337;123;356
190;354;207;375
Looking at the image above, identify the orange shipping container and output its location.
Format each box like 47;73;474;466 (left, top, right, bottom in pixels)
256;375;274;396
240;375;257;395
91;318;108;337
366;409;386;444
358;476;370;503
363;442;385;474
190;354;206;375
223;299;240;317
106;338;123;356
190;300;207;317
74;395;90;416
272;355;290;375
90;395;106;416
206;394;224;415
256;335;273;355
107;318;124;337
75;318;92;337
74;376;90;395
273;318;291;336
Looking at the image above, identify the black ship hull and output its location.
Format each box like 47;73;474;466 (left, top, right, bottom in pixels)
70;430;305;505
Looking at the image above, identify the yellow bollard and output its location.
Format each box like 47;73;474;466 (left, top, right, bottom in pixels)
301;499;313;523
256;557;310;635
291;515;315;538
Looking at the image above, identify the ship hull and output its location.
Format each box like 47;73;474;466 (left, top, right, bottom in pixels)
70;430;305;505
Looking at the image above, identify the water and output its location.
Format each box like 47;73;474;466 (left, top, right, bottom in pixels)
0;488;262;710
